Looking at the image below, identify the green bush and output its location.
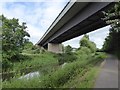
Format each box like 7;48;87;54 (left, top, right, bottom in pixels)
94;52;107;60
2;60;13;71
57;53;77;65
76;47;91;61
80;35;96;53
64;45;73;53
57;54;64;65
77;47;91;55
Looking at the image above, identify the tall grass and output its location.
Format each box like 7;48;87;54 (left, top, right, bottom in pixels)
2;52;59;81
62;64;100;88
2;52;106;88
3;52;58;71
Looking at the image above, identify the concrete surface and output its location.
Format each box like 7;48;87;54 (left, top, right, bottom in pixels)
48;43;62;53
94;55;118;88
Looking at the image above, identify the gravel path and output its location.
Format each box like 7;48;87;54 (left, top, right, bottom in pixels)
94;55;118;88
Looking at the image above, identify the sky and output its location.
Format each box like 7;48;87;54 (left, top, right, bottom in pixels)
0;0;110;49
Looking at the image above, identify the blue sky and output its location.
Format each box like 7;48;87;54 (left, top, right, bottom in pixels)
0;1;110;49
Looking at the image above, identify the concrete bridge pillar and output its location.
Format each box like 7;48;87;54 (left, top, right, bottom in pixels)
48;43;62;53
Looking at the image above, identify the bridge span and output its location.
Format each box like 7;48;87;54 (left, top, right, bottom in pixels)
36;1;115;53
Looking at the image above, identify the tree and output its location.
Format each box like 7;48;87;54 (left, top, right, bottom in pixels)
58;45;77;65
80;34;96;53
31;45;41;54
2;15;30;61
102;2;120;57
64;45;73;54
24;40;33;50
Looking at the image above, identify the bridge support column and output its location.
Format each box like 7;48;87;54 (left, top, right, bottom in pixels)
48;43;62;53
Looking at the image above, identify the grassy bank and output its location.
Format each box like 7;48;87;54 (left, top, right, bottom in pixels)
2;52;107;88
2;52;59;81
3;52;58;71
12;52;58;73
62;62;101;88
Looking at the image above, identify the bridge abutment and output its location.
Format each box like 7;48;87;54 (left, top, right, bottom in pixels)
48;43;62;53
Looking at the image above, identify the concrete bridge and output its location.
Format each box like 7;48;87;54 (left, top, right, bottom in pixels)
36;1;115;53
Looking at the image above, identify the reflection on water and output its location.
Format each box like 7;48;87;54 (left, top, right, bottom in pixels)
19;71;40;80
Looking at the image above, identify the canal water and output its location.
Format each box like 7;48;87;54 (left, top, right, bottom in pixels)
19;71;40;80
2;63;66;81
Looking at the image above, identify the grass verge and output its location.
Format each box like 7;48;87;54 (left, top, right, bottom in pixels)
2;52;106;88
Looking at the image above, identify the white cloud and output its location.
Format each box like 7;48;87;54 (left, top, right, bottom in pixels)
63;35;83;48
88;25;110;49
1;1;110;48
63;26;110;49
26;24;44;44
0;0;69;2
1;2;67;44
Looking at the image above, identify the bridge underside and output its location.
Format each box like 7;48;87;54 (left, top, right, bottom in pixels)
37;2;115;53
51;13;106;44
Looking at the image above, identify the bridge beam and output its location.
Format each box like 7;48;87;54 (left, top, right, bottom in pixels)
48;43;62;53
